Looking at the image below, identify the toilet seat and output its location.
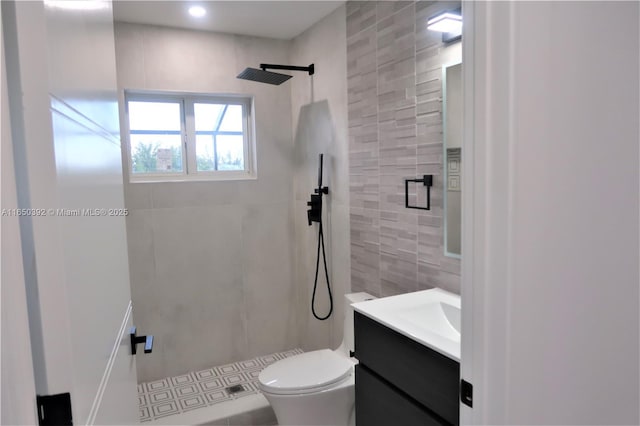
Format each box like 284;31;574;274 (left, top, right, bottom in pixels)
258;349;354;395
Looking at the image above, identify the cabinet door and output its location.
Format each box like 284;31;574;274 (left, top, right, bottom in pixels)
356;365;449;426
355;312;460;424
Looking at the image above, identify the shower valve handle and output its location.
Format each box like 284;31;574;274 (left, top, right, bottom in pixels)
307;194;322;226
315;186;329;195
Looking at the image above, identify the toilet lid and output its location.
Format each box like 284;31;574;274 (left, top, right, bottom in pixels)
258;349;353;395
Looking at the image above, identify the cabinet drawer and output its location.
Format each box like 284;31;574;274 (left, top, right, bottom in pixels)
355;365;447;426
354;312;460;424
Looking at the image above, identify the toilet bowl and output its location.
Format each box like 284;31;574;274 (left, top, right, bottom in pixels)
258;292;375;426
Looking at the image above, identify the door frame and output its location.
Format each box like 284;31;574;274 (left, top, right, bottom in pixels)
461;1;515;423
0;2;39;423
459;0;473;423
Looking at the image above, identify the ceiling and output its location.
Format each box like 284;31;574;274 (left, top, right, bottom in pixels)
113;1;345;40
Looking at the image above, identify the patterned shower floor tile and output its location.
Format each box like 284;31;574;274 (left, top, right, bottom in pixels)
138;348;304;422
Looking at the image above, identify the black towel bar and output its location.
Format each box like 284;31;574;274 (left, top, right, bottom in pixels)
405;175;433;210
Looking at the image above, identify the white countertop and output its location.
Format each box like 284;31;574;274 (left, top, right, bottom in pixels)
352;288;461;362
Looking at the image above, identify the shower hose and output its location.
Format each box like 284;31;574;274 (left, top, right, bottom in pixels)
311;219;333;320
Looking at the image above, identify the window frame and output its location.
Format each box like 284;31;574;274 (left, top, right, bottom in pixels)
124;90;256;182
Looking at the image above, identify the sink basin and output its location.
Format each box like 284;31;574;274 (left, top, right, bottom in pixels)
352;288;461;361
398;301;461;337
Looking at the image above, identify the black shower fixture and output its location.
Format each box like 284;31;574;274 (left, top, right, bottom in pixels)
307;153;328;226
308;154;332;321
237;63;315;85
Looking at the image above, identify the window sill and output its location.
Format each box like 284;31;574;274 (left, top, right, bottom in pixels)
129;172;257;184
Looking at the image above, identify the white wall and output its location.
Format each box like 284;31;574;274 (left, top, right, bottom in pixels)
463;2;639;424
290;5;349;351
115;23;298;382
0;3;38;423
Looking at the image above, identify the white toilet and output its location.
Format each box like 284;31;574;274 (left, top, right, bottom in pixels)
258;292;375;426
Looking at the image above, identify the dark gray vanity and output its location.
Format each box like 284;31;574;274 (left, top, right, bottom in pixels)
351;289;461;426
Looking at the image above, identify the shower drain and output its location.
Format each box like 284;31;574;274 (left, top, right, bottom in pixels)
225;384;245;394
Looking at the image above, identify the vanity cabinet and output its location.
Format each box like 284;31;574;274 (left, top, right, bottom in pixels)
354;311;460;426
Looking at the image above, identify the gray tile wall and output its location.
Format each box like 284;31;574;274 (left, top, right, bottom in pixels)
347;1;462;297
114;23;298;382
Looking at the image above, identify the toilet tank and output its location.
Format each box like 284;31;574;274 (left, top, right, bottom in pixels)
336;292;376;356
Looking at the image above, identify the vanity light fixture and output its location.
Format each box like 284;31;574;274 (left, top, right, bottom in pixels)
427;12;462;32
427;10;462;43
188;5;207;18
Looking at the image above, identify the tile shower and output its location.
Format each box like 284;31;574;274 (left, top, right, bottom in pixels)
114;4;350;425
115;22;298;384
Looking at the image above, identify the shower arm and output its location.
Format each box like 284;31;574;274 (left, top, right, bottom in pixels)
260;63;315;75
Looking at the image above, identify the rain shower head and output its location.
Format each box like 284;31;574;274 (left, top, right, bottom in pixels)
236;63;314;85
236;68;293;85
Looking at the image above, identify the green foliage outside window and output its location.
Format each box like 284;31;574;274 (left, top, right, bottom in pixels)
131;143;182;173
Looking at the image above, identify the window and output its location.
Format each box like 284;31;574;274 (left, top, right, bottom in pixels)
125;92;255;181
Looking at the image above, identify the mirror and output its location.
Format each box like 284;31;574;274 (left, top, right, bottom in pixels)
443;62;462;258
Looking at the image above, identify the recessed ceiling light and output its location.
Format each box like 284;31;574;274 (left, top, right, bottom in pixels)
188;5;206;18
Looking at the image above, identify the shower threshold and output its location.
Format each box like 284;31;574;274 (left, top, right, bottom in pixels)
138;348;303;425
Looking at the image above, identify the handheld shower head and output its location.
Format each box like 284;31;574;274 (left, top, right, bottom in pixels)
236;63;314;85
